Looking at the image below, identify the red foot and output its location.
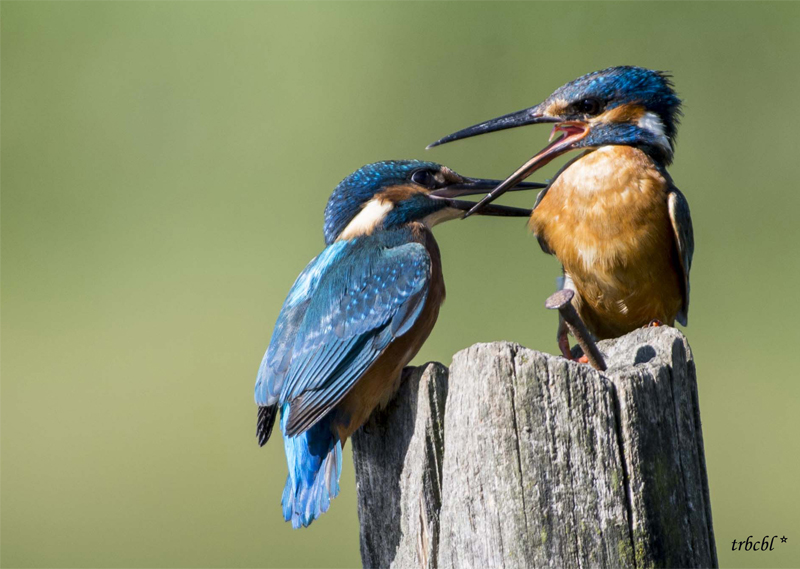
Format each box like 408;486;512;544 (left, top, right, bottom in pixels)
577;354;589;364
647;319;663;328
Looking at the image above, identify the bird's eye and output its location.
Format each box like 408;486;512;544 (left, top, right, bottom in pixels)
411;170;436;188
576;98;602;115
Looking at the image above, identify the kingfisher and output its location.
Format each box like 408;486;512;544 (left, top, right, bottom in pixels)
428;66;694;360
254;160;541;528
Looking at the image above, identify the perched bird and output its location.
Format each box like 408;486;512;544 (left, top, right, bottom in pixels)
255;160;541;528
429;66;694;359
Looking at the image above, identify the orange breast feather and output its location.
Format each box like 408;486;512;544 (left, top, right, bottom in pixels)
530;146;683;339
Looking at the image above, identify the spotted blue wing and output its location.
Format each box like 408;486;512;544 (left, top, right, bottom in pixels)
254;241;351;445
279;237;431;436
668;188;694;326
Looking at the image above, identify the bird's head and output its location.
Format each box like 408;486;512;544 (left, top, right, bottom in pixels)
323;160;542;244
428;66;682;215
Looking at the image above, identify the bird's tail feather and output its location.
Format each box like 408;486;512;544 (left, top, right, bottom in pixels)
280;411;342;529
257;405;278;447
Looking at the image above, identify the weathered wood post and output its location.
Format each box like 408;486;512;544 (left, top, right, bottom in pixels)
352;327;716;569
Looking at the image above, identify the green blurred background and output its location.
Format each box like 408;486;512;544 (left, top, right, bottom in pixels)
3;2;799;567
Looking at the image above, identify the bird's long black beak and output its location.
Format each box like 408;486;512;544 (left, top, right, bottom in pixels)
462;121;589;217
430;177;541;218
429;177;544;198
427;105;559;149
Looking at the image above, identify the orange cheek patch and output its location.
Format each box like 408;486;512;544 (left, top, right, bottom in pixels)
375;185;426;203
596;103;646;124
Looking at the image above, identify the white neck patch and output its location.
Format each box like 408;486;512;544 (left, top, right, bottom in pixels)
338;198;394;241
637;111;671;156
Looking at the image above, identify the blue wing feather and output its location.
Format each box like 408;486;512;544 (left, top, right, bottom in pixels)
278;232;431;436
255;241;351;407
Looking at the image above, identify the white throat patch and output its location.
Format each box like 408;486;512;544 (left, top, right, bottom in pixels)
637;111;671;155
422;207;462;229
338;199;394;241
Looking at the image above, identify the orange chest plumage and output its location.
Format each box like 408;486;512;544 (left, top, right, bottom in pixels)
530;146;683;338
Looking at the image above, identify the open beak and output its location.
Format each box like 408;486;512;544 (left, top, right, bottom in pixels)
463;121;589;217
430;177;542;217
427;104;590;218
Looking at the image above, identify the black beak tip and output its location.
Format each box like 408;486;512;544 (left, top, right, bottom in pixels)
463;205;480;218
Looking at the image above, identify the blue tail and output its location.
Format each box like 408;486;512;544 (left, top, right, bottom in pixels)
280;407;343;529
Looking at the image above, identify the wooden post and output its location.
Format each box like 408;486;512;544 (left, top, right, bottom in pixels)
352;327;717;569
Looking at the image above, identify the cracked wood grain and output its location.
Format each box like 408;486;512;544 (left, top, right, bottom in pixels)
352;364;448;569
352;327;716;569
